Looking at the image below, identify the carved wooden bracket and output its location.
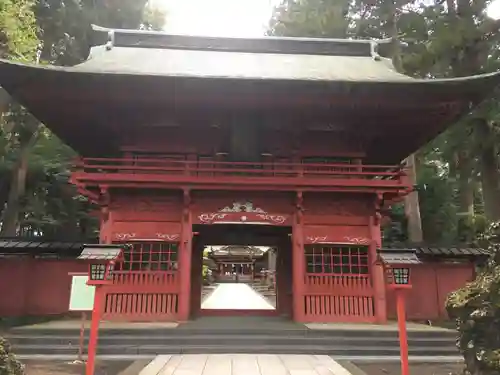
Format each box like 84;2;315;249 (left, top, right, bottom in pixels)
115;233;136;241
343;236;371;245
305;235;371;245
306;236;327;244
197;212;287;225
156;233;180;241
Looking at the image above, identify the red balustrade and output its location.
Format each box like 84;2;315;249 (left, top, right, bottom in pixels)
72;157;409;191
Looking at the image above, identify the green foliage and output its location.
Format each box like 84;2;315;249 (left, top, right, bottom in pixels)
416;149;458;243
141;6;167;31
35;0;166;65
382;203;408;244
202;265;209;277
0;337;24;375
269;0;350;38
0;0;165;238
447;222;500;375
0;0;39;61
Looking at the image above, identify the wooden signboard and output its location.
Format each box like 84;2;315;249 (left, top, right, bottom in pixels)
69;275;95;311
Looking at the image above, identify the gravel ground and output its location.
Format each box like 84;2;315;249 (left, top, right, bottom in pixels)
22;360;132;375
353;361;464;375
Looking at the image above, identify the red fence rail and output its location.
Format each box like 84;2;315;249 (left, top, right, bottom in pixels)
102;271;180;321
110;271;179;293
304;274;373;296
303;274;375;322
73;157;408;190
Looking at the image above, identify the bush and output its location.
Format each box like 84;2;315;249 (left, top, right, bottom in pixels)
446;222;500;375
0;337;24;375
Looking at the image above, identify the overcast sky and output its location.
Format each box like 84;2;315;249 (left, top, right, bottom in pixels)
152;0;279;36
152;0;500;37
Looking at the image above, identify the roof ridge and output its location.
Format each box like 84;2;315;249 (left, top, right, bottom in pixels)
91;24;392;58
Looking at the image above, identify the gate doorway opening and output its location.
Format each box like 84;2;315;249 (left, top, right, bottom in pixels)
190;224;293;318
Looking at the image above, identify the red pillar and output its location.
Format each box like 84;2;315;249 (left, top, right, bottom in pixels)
86;287;103;375
292;194;306;322
276;253;286;315
99;208;112;244
178;190;193;321
190;245;202;317
369;214;387;323
396;289;410;375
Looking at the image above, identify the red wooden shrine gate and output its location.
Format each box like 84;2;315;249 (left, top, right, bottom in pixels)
97;242;376;322
101;242;180;321
98;242;377;322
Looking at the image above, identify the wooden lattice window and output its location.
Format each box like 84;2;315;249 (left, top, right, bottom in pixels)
116;242;179;272
305;245;369;275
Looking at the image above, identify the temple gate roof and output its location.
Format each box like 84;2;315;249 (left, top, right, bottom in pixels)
75;27;410;82
1;25;500;161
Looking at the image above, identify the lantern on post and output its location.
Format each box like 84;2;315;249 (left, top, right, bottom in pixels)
77;244;126;375
88;261;115;285
386;265;412;289
378;248;421;375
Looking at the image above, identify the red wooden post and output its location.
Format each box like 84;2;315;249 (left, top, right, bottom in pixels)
77;312;86;362
86;288;103;375
369;212;387;323
396;289;410;375
178;190;193;321
292;192;306;322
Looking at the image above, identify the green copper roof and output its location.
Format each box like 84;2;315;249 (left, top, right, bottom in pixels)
0;24;411;82
75;44;412;82
78;25;406;81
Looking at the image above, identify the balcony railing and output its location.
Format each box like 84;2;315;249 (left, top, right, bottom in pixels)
72;157;409;191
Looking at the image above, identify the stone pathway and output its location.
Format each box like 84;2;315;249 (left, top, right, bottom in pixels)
201;283;275;310
139;354;352;375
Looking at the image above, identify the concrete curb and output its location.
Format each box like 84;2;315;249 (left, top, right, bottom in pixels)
117;359;150;375
337;360;369;375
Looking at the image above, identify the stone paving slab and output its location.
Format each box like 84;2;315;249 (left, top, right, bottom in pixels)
201;283;275;310
139;354;352;375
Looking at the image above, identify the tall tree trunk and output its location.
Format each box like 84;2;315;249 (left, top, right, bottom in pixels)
404;154;423;242
387;0;423;242
476;120;500;220
0;126;39;236
456;150;475;242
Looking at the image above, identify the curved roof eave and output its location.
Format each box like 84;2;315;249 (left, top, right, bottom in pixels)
1;57;500;89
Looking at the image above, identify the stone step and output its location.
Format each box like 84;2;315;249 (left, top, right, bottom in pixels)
9;343;459;357
7;327;457;339
5;334;457;347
